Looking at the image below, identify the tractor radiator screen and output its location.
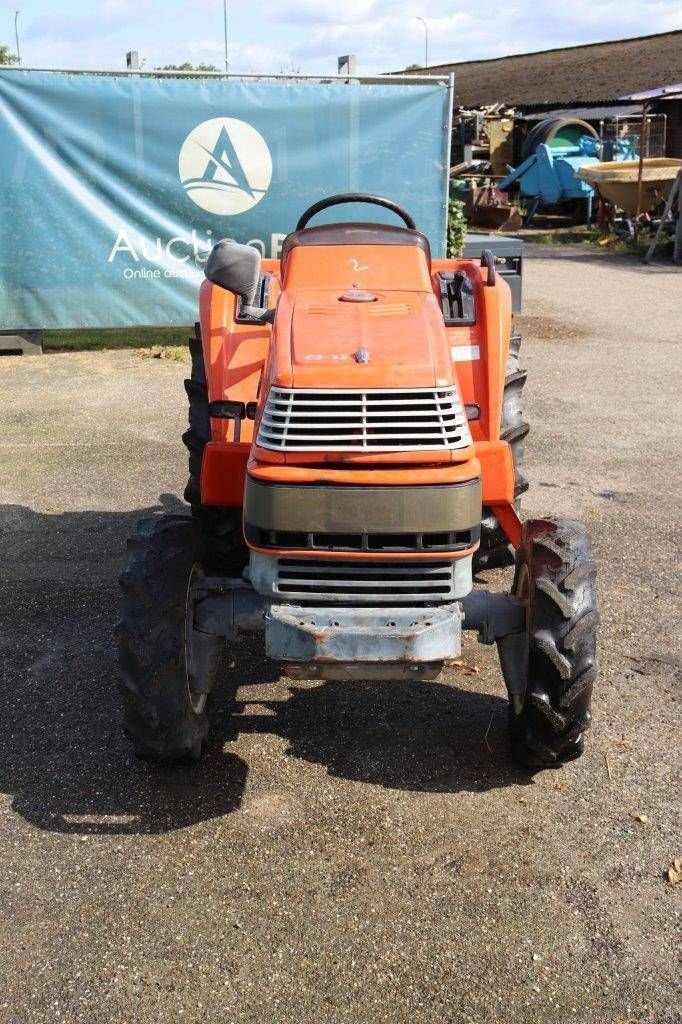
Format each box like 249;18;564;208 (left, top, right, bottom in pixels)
256;387;472;452
274;558;460;605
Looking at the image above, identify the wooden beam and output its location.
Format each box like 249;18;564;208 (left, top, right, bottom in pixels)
643;168;681;264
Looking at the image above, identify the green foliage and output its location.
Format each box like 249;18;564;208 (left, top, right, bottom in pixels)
512;195;531;219
447;197;466;258
155;62;218;72
44;326;190;352
0;44;19;65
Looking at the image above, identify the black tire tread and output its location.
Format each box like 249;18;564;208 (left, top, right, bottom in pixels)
501;336;530;497
117;514;211;763
510;517;599;767
534;576;574;618
559;665;597;709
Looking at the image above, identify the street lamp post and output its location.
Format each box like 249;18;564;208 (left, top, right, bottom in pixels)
223;0;229;73
416;16;428;69
14;10;21;64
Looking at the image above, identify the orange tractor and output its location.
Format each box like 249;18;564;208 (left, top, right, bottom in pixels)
119;195;598;769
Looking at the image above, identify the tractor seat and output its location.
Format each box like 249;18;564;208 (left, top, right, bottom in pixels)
281;222;432;270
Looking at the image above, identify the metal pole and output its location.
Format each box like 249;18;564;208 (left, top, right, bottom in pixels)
416;17;428;68
634;101;649;242
443;73;455;258
14;10;21;64
223;0;229;73
644;167;681;264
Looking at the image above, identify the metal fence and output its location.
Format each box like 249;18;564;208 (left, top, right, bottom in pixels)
599;114;667;159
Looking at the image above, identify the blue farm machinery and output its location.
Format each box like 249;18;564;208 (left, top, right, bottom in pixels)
500;117;636;224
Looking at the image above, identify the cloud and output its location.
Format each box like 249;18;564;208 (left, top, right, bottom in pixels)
274;0;378;24
9;0;682;75
21;0;149;43
185;39;291;74
280;0;682;72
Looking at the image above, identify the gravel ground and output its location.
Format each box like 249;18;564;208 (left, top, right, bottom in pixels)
0;248;680;1024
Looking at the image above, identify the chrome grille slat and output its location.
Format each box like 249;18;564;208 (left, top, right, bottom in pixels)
262;409;465;420
260;430;462;438
274;558;458;604
257;387;472;452
267;397;452;407
278;577;449;589
279;563;454;576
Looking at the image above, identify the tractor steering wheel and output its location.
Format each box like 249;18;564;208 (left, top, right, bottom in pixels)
296;193;416;231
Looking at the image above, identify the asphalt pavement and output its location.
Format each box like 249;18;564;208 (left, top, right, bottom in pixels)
0;247;680;1023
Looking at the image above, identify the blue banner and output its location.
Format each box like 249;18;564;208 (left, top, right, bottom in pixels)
0;71;449;329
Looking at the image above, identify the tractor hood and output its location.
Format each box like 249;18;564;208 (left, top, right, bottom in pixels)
270;288;455;390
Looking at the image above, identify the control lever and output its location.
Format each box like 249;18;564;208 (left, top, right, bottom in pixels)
208;400;246;442
480;249;497;286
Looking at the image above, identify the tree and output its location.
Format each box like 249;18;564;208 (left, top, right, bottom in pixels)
155;62;218;72
0;45;19;65
404;64;422;71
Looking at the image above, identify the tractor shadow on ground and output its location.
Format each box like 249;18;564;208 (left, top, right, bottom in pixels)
218;640;529;797
0;497;249;836
0;498;528;837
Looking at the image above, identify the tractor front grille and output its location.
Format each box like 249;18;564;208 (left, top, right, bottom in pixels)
245;523;479;554
256;387;471;452
272;558;459;605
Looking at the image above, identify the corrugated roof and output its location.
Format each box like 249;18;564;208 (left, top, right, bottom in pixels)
621;83;682;100
397;32;682;107
520;105;643;121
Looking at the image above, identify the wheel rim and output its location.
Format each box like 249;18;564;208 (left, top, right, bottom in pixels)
185;562;207;715
514;562;530;604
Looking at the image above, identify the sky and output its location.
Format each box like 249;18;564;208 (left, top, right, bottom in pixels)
2;0;681;75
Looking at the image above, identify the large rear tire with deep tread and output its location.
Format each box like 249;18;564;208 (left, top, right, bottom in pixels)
475;331;530;572
118;514;220;763
183;325;247;575
501;331;530;497
509;517;599;767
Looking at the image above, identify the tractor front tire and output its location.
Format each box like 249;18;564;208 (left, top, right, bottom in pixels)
118;514;220;763
509;517;598;767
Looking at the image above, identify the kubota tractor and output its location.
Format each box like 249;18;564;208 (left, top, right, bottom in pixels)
119;195;598;769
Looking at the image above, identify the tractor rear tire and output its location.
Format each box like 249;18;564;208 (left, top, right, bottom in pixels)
183;324;248;575
475;331;529;572
509;517;598;768
118;514;221;763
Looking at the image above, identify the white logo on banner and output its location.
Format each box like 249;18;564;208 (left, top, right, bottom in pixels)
178;117;272;215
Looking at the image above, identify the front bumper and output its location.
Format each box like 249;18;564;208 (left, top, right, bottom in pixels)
192;577;461;681
190;574;524;684
265;602;462;680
